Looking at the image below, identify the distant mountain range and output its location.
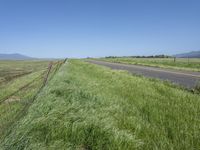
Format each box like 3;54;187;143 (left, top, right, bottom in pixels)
1;51;200;60
0;53;35;60
174;51;200;58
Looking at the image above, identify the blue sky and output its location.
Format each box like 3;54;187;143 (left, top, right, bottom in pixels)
0;0;200;58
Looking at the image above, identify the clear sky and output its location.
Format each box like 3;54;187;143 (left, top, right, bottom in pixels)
0;0;200;58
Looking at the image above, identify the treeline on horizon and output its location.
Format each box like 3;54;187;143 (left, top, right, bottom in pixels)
104;54;172;58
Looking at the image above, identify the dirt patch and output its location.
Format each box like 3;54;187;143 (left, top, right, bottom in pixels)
4;96;21;103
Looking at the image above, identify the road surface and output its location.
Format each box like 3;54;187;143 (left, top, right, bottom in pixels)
87;60;200;89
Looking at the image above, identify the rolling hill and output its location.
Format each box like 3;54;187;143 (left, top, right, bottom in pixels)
0;53;34;60
175;51;200;58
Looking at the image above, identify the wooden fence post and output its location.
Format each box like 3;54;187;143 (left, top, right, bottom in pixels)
43;62;53;86
174;57;176;63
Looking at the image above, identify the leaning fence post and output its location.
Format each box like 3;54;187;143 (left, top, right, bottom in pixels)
43;62;53;86
64;58;68;63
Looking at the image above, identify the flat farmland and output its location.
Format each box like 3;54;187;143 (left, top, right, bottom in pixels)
0;60;50;83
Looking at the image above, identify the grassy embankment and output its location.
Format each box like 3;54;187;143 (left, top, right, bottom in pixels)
97;57;200;72
1;60;200;150
0;60;64;139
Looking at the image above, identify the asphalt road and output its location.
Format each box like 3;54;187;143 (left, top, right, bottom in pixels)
87;60;200;89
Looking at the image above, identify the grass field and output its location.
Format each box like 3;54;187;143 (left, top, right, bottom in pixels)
97;57;200;72
1;60;200;150
0;60;64;140
0;60;50;84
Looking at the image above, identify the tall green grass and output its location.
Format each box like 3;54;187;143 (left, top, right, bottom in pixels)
0;75;44;137
0;71;44;101
0;60;63;140
1;60;200;149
